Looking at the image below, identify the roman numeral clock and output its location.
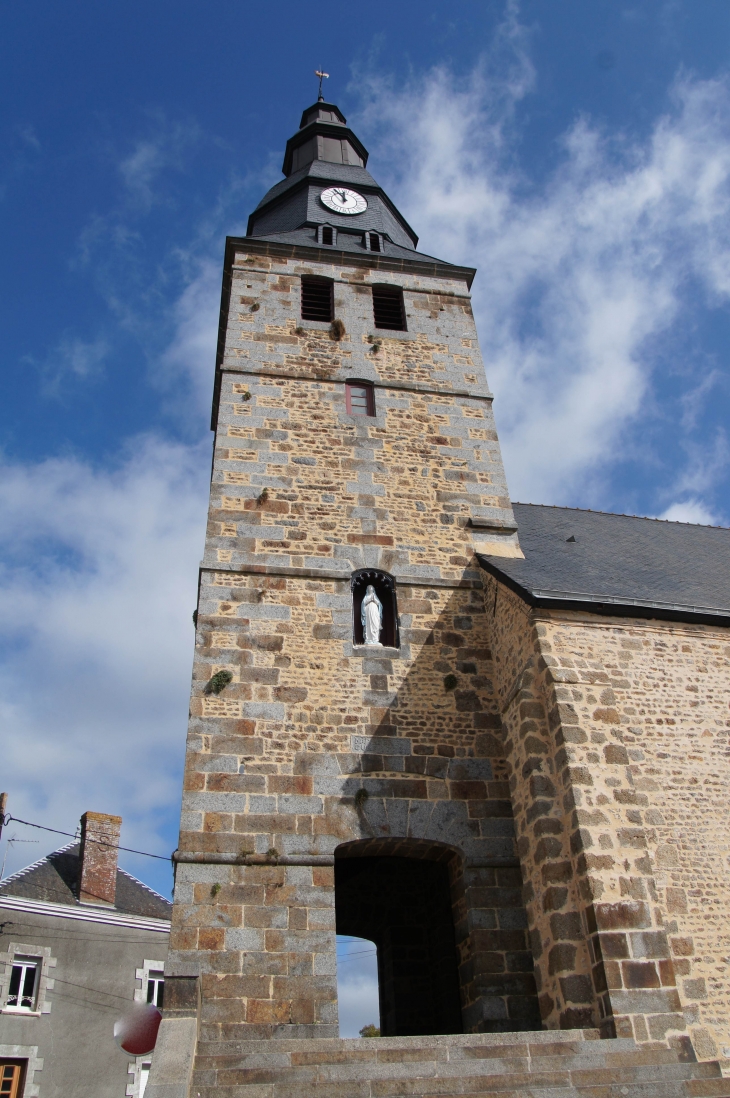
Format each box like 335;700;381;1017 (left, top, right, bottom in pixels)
319;185;368;215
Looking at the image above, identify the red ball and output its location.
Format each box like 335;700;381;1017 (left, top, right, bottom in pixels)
113;1002;162;1055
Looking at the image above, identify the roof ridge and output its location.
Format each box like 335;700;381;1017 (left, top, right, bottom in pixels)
0;840;77;889
511;502;729;531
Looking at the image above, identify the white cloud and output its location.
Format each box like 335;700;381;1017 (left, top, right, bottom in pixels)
658;499;721;525
16;124;41;152
35;334;110;397
119;117;201;211
155;258;222;424
0;436;209;887
654;429;730;526
353;54;730;513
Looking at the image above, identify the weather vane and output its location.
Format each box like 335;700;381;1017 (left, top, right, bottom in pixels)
315;68;329;102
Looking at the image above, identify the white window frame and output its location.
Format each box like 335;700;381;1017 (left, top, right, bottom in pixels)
0;944;55;1017
133;959;165;1006
126;1056;152;1098
145;969;164;1008
4;957;38;1013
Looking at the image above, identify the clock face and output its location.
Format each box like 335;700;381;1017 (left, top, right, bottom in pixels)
320;186;368;215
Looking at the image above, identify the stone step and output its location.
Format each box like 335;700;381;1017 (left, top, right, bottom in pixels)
192;1029;730;1098
191;1083;730;1098
204;1056;715;1084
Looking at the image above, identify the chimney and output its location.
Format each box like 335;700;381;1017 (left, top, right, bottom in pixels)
78;811;122;906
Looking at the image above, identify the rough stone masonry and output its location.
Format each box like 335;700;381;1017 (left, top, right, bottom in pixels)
147;96;730;1098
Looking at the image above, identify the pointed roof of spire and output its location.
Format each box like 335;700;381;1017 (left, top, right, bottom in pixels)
242;96;475;286
282;100;368;177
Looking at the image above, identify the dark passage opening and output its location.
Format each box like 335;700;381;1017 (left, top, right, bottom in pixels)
335;855;463;1036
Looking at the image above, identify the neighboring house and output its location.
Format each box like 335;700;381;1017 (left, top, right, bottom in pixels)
0;811;170;1098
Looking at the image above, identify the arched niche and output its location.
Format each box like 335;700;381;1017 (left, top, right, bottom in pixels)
351;569;398;649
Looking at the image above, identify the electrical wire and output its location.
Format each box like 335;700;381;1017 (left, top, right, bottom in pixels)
1;815;171;861
0;921;168;945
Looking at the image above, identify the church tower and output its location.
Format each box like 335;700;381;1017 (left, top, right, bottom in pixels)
148;94;730;1098
154;88;532;1062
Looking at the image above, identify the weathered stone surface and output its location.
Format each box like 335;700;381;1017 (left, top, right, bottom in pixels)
189;1029;730;1097
162;151;730;1097
484;572;730;1060
168;243;535;1061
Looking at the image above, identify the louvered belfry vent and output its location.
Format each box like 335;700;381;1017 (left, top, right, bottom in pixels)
372;284;406;331
301;276;334;322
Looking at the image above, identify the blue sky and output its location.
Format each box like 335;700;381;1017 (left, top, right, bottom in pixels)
2;0;730;1030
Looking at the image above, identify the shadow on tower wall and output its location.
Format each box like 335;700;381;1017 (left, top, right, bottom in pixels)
295;571;542;1034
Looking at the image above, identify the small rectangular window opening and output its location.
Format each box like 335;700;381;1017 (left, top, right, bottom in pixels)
146;971;165;1009
346;382;375;417
6;957;38;1012
368;233;381;252
372;285;406;331
321;226;334;246
301;277;334;322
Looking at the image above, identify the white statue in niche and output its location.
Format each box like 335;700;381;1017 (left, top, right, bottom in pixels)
361;585;383;646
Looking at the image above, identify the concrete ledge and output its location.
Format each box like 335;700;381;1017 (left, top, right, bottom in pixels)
145;1016;198;1098
195;1029;603;1057
174;851;335;867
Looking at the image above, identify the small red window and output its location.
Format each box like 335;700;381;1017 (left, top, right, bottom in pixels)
346;382;375;416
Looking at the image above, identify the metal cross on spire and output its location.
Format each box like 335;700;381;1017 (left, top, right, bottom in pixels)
315;68;329;102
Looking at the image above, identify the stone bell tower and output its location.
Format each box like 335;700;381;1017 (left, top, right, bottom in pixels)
147;95;730;1098
148;89;531;1077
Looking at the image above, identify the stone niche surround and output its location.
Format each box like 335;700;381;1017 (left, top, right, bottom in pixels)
484;570;730;1061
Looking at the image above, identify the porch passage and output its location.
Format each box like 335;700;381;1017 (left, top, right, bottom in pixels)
335;855;463;1037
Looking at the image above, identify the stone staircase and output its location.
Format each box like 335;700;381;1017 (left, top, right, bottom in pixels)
192;1028;730;1097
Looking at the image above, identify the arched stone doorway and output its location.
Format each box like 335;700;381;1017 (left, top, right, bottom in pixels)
335;838;463;1037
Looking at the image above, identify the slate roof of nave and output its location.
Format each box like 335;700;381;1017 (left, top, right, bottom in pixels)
478;503;730;625
0;841;171;921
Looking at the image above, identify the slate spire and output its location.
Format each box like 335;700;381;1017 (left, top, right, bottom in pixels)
282;100;368;177
245;99;422;256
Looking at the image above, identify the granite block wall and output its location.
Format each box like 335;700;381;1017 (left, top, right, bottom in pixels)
166;243;537;1047
160;235;730;1077
485;572;730;1061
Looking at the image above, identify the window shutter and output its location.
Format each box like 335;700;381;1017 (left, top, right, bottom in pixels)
301;277;334;322
0;1063;24;1098
372;285;406;330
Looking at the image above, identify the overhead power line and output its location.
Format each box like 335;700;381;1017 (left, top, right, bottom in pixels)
1;814;171;862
